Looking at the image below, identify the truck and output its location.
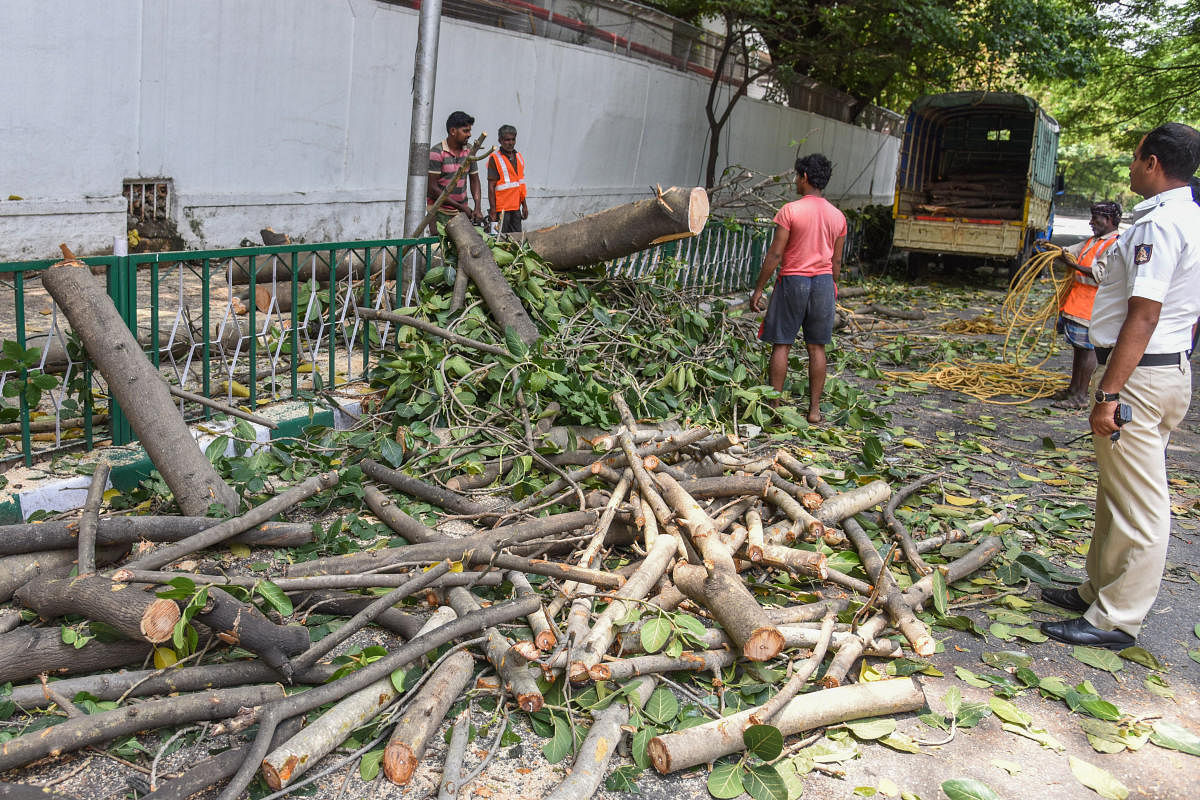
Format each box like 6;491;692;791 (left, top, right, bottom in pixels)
891;91;1060;276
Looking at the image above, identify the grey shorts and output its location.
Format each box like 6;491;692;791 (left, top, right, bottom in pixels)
758;274;835;346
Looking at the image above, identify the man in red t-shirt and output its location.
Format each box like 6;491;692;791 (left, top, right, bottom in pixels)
750;153;847;423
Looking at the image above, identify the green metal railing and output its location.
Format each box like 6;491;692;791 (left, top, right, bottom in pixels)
606;221;770;292
1;224;768;466
0;237;436;466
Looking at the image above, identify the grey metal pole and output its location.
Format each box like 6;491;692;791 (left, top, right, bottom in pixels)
403;0;443;302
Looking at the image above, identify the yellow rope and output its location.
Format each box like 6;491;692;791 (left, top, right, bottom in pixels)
886;245;1077;403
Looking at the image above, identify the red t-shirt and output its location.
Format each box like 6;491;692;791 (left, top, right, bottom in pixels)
773;195;847;276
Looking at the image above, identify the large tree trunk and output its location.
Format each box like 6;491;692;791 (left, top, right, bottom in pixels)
517;187;710;268
445;215;540;346
41;256;239;516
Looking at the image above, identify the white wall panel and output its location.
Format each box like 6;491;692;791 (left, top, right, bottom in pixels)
0;0;898;258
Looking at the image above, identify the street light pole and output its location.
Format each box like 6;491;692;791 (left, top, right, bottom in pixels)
402;0;444;302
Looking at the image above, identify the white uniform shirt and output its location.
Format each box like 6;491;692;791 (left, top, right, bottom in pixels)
1089;185;1200;352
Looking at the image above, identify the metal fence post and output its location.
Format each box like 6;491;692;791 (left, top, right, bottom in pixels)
106;254;137;446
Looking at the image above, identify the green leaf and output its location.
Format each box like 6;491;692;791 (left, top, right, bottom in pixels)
931;569;948;617
605;764;642;792
942;686;962;717
743;764;789;800
980;650;1032;672
379;437;407;469
843;717;897;740
359;747;385;781
632;727;656;770
1072;646;1124;673
254;580;294;616
541;715;573;764
1078;698;1122;721
1144;674;1174;699
744;724;784;761
673;613;709;643
504;326;528;359
940;778;1001;800
987;697;1030;727
640;618;671;654
707;762;745;799
1068;755;1129;799
644;687;679;725
1118;646;1164;671
861;435;883;468
954;666;991;688
1150;720;1200;756
878;732;922;753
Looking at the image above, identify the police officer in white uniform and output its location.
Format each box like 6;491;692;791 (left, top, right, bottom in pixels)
1039;122;1200;649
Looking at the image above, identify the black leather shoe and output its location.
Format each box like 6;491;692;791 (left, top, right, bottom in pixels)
1041;586;1090;613
1040;617;1134;650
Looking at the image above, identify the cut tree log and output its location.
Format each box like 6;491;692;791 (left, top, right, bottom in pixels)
0;545;127;602
0;518;314;556
544;675;656;800
362;458;491;516
571;530;679;681
363;484;443;543
0;626;152;684
446;586;543;712
657;473;782;662
122;470;340;571
445;214;540;346
509;570;557;651
813;479;892;525
284;510;598;577
215;597;540;800
822;536;1002;687
648;677;926;773
516;186;709;269
356;308;510;358
0;684;286;773
7;661;339;709
382;647;477;785
748;610;836;726
591;648;734;682
191;586;310;680
885;473;941;575
75;461;109;575
15;574;180;644
41;247;239;516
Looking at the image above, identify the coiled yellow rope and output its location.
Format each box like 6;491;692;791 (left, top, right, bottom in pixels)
886;246;1076;403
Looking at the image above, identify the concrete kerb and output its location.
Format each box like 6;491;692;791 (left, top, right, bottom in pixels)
0;394;368;524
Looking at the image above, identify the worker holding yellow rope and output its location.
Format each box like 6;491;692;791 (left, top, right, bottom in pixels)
885;205;1124;404
1047;202;1122;408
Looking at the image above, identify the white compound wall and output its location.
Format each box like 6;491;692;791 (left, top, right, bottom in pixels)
0;0;899;259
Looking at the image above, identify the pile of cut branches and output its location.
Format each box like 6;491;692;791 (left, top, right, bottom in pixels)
0;231;1004;800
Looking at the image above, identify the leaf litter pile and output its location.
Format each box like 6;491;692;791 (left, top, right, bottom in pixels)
2;239;1199;800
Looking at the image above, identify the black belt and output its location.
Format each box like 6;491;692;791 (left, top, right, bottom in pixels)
1095;347;1187;366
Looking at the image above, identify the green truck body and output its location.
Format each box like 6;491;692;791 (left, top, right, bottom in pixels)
892;91;1060;271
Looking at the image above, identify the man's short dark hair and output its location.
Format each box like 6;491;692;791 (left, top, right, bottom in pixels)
1138;122;1200;181
1190;175;1200;205
446;111;474;132
498;124;517;138
1090;200;1122;226
795;154;833;190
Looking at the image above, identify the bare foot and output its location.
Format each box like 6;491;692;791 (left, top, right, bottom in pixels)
807;410;823;424
1050;388;1072;401
1051;394;1088;410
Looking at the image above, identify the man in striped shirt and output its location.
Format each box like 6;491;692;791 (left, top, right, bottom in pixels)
427;110;482;232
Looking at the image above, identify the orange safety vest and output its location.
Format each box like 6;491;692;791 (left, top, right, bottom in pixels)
1060;235;1118;322
490;151;526;212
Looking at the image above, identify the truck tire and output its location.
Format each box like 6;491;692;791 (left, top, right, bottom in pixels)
905;252;930;281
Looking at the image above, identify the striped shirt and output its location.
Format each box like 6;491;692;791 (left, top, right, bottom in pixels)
428;140;477;213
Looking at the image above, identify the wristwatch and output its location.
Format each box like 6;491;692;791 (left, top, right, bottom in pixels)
1094;389;1120;403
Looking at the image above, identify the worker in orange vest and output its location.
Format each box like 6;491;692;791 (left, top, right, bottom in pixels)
1051;200;1122;409
487;125;528;235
